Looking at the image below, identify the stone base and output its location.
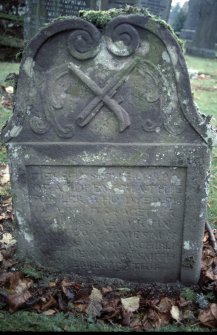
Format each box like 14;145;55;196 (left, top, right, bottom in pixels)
180;29;195;41
186;45;216;59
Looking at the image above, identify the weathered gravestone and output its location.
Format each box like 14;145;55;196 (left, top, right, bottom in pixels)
180;0;202;41
1;11;213;284
24;0;97;40
99;0;172;21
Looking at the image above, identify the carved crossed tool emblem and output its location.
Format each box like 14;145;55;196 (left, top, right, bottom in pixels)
68;59;138;132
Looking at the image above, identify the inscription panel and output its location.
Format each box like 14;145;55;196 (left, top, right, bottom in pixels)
25;0;96;40
27;166;186;282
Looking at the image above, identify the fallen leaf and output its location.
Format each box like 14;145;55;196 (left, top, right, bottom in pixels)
8;290;32;312
0;271;32;293
73;303;88;313
0;251;3;262
63;287;75;301
157;297;172;313
48;281;57;288
0;233;16;245
198;304;217;328
14;277;33;294
86;287;103;317
5;86;14;94
116;288;131;292
170;305;181;322
41;296;57;311
0;165;10;186
101;286;113;295
121;296;140;313
42;309;56;316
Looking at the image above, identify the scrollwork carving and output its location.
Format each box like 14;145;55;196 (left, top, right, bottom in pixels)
67;21;101;60
106;21;140;57
29;116;50;135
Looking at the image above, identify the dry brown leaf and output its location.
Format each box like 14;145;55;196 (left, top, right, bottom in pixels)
205;268;217;281
101;286;113;295
8;290;32;312
122;309;132;326
157;297;172;313
198;304;217;328
0;251;3;262
14;277;33;294
48;281;57;288
74;303;88;313
0;272;20;288
61;278;74;288
121;296;140;313
41;296;57;311
0;271;32;294
42;309;56;316
170;305;181;322
86;287;103;317
203;231;209;242
2;197;12;205
142;309;161;329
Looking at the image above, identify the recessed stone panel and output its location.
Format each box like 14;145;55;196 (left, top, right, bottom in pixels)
27;165;186;281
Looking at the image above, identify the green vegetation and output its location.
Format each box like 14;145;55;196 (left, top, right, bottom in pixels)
184;55;217;227
0;62;20;86
79;6;149;28
0;106;12;131
0;311;128;332
185;56;217;122
153;324;215;332
181;287;197;302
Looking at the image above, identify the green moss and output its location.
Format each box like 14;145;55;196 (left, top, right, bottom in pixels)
0;145;8;164
181;288;197;302
22;266;45;280
79;5;150;29
0;183;11;197
79;6;183;49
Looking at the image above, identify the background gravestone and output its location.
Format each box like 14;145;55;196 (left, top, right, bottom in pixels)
1;11;213;284
185;0;217;59
24;0;97;40
100;0;172;21
180;0;202;41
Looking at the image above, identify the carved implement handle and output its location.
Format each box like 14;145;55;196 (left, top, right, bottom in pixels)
68;63;131;132
77;59;138;127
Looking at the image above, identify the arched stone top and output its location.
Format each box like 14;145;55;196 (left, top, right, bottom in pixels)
1;14;215;145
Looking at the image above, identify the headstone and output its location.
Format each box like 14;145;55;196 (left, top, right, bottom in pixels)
24;0;97;40
180;0;202;41
100;0;172;21
186;0;217;59
1;12;213;284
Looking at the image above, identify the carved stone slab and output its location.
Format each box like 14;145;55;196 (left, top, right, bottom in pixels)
1;14;212;284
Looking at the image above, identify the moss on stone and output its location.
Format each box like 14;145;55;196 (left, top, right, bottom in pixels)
79;6;183;49
79;5;150;29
